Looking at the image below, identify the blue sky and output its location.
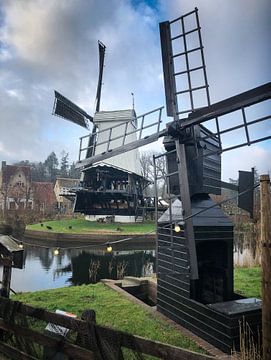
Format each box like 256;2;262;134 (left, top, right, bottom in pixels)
0;0;270;180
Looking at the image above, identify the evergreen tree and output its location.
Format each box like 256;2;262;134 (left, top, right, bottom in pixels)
44;152;59;183
60;151;69;177
69;162;80;179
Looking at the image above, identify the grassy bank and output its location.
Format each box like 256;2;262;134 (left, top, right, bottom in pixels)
234;266;261;298
13;283;205;354
10;267;261;356
27;218;155;234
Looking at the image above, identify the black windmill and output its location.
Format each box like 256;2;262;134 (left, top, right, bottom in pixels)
52;41;151;221
79;8;271;353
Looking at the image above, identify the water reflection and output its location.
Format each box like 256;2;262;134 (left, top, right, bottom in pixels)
3;244;155;293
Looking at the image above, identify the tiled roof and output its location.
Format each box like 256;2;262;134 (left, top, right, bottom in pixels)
1;165;31;184
32;182;56;204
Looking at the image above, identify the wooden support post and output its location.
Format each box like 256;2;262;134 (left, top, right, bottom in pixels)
260;174;271;360
1;264;12;298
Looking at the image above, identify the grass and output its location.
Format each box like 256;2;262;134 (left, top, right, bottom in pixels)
13;283;205;354
26;218;155;234
234;266;261;298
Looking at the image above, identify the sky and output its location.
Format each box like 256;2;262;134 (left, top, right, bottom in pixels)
0;0;270;181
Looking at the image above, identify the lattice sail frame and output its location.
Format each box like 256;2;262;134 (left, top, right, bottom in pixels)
160;7;211;119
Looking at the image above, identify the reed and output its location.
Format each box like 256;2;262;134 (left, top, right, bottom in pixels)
232;318;262;360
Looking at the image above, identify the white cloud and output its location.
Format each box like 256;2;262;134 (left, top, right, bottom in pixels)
222;145;271;181
0;0;270;181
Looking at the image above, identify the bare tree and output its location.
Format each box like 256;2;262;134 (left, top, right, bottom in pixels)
140;150;167;197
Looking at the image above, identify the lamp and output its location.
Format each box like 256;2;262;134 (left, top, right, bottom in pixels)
54;247;60;256
174;224;181;233
106;243;113;253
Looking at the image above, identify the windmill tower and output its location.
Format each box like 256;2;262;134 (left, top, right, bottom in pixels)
52;42;150;222
78;8;271;353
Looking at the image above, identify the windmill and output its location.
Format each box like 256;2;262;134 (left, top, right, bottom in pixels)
74;8;271;353
52;41;153;222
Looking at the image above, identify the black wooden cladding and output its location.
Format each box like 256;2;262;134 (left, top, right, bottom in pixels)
163;126;221;197
157;196;261;353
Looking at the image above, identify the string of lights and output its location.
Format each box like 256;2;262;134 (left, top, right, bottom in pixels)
12;182;259;255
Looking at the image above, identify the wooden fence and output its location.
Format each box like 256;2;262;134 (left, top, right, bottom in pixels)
0;296;217;360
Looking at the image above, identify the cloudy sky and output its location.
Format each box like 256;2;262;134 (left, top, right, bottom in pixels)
0;0;270;180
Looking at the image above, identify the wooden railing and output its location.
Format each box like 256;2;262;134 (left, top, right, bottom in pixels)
0;296;216;360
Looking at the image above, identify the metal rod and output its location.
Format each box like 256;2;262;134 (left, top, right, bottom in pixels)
139;116;145;139
241;107;250;145
215;117;222;150
122;122;128;146
106;128;112;151
78;137;82;161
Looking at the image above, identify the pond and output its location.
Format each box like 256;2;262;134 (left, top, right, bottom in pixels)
5;242;156;293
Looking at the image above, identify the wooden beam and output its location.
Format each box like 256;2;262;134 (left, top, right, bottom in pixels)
177;82;271;129
0;319;94;360
1;265;12;298
75;130;166;168
0;296;87;332
260;174;271;360
0;341;38;360
0;297;216;359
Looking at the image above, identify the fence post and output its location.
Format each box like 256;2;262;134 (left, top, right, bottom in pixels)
260;174;271;360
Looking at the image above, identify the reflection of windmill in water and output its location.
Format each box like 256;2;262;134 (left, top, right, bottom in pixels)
73;9;271;353
53;41;154;222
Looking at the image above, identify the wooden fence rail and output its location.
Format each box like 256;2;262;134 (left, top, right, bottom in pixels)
0;296;216;360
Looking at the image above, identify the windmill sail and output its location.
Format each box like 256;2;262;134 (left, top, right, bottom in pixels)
53;91;93;128
94;41;106;113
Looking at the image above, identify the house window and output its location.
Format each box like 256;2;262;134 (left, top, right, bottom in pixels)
9;201;16;210
16;181;24;187
19;201;25;209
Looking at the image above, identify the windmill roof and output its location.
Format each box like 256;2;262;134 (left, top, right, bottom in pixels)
93;109;136;123
158;196;233;227
158;199;184;223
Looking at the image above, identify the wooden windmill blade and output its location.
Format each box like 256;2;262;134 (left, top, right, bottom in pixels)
52;41;106;130
170;82;271;156
52;90;93;128
94;40;106;113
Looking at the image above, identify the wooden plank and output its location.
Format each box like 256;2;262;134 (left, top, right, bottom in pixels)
75;130;166;168
0;296;87;332
0;319;94;360
0;297;216;359
0;341;38;360
177;82;271;129
260;174;271;360
97;326;216;360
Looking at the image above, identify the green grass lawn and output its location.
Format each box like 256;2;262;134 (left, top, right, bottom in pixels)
10;267;261;356
26;218;155;234
234;266;261;298
13;283;205;354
